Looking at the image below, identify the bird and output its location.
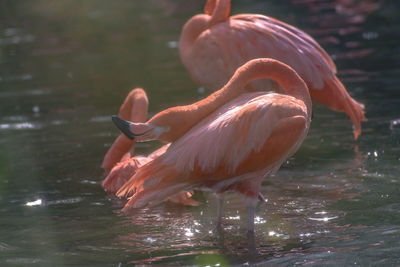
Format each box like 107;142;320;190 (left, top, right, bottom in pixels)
102;88;149;173
112;58;312;232
102;88;266;203
178;0;365;139
101;89;199;206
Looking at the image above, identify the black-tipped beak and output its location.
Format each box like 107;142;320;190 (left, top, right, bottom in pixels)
111;115;136;140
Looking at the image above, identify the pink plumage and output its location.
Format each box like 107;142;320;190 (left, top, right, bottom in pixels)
179;0;365;139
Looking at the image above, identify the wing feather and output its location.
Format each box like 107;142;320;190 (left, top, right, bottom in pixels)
163;92;307;174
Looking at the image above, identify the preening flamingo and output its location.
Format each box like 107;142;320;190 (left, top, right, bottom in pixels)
101;89;198;206
112;58;312;232
179;0;365;139
102;88;149;173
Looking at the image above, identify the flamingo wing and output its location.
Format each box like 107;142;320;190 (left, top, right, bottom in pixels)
102;144;170;192
102;155;150;192
103;143;199;206
117;92;308;210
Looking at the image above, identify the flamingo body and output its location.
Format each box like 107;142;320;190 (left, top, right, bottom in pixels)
184;14;333;91
117;92;308;209
179;0;365;139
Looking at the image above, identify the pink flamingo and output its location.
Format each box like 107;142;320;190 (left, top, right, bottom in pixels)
178;0;365;139
112;58;312;232
102;88;149;173
101;89;198;206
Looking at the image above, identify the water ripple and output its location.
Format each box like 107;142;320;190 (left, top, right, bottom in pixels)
0;241;16;252
25;197;84;207
0;34;35;45
6;258;47;265
308;216;339;222
0;88;51;97
46;197;84;206
0;122;42;130
90;116;111;122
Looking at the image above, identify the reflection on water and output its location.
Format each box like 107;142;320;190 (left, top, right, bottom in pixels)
1;0;400;266
101;158;363;264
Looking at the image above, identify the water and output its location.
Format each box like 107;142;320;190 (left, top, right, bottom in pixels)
1;0;399;265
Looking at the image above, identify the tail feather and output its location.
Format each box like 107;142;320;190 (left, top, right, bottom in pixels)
116;158;163;198
116;158;196;210
310;76;366;139
102;156;149;192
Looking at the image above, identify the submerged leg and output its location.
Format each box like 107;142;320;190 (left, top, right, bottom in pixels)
245;196;258;233
215;193;225;228
236;176;264;233
247;227;257;255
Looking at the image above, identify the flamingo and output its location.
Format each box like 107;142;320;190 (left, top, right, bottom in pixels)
112;58;312;232
102;88;149;173
101;89;198;206
178;0;365;139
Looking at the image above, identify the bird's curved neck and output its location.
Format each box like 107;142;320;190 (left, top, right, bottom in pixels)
179;0;231;60
205;0;231;24
194;59;312;122
224;59;312;118
150;59;311;143
179;14;210;60
102;89;148;170
118;89;148;122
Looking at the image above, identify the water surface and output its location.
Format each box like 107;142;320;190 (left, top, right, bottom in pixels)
1;0;400;266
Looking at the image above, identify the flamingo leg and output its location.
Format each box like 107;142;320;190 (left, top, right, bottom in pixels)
247;229;257;255
245;196;258;233
215;193;225;228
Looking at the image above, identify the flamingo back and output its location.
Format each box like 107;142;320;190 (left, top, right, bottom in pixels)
185;14;335;92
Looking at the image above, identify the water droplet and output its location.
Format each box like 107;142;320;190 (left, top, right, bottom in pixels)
299;232;313;237
268;231;276;236
184;228;194;237
145;237;157;243
255;216;266;224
